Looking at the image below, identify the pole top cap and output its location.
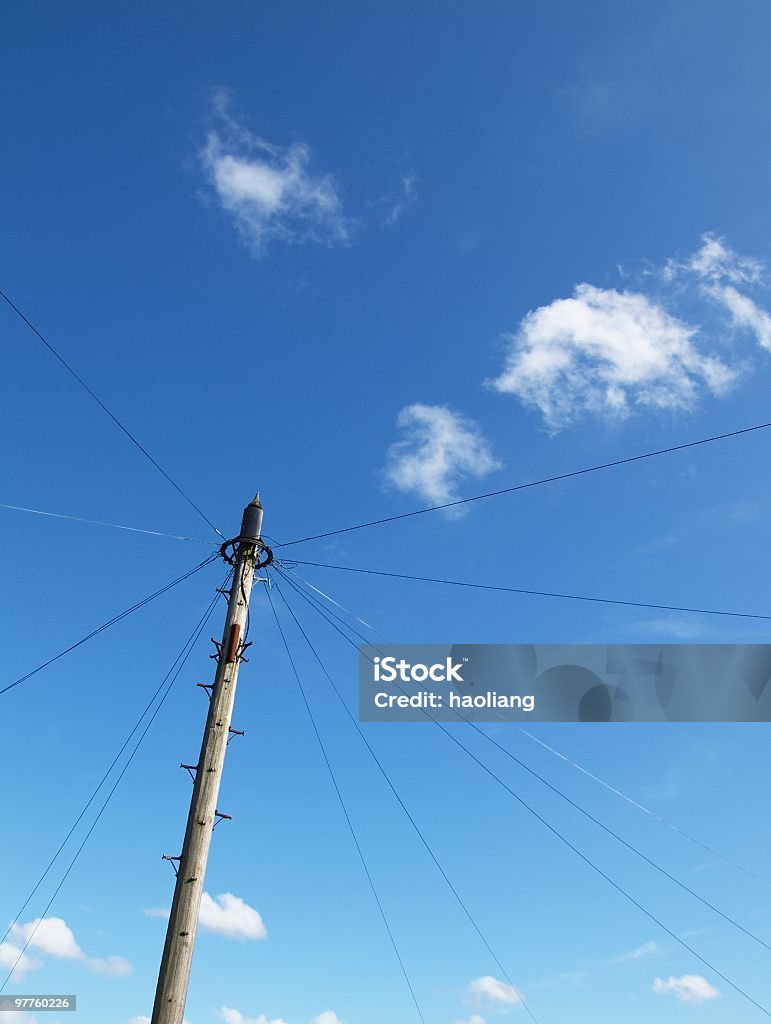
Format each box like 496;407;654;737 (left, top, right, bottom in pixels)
239;493;264;545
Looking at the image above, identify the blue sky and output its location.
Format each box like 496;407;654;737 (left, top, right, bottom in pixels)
1;2;771;1023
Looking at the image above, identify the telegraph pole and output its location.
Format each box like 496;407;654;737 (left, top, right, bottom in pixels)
151;494;271;1024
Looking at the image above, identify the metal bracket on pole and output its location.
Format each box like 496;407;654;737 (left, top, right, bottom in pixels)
180;764;198;782
213;810;232;829
197;683;213;700
209;638;223;661
227;727;244;745
162;855;181;878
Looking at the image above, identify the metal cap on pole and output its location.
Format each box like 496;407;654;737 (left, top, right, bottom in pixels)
239;493;263;543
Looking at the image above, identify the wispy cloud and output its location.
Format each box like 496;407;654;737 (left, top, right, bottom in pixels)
528;969;588;991
7;917;130;977
708;284;771;352
528;941;660;994
627;615;708;640
380;172;418;226
488;284;737;431
385;404;501;508
606;940;662;965
653;974;719;1003
564;76;650;137
200;91;348;254
465;975;524;1006
145;891;266;941
143;907;169;919
665;233;771;352
664;233;765;286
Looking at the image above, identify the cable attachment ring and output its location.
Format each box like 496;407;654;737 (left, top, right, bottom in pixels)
255;543;274;571
219;536;274;570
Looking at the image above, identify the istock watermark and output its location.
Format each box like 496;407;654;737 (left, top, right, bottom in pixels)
373;656;465;683
358;644;771;722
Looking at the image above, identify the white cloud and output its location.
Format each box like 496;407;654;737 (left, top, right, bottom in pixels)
458;1016;486;1024
489;284;737;431
199;892;267;941
218;1009;289;1024
218;1009;342;1024
653;974;719;1003
666;234;771;353
0;939;43;980
467;975;524;1006
385;404;501;507
11;918;83;960
489;234;771;430
0;1013;38;1024
146;892;266;941
9;917;130;977
200;92;347;254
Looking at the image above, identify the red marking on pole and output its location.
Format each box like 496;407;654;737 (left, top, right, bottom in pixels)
226;623;241;663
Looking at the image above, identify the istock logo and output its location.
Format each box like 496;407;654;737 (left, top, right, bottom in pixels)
373;656;464;683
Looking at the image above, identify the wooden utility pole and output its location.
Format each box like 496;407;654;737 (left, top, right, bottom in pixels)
151;494;269;1024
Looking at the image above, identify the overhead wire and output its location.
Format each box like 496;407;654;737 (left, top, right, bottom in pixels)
281;558;771;623
0;502;219;546
277;566;771;945
272;578;540;1023
266;586;427;1024
276;565;771;944
0;573;228;992
517;728;771;889
0;553;218;697
0;567;232;958
277;421;771;548
279;564;409;651
280;563;771;889
0;286;223;539
407;700;771;1017
272;567;771;1017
